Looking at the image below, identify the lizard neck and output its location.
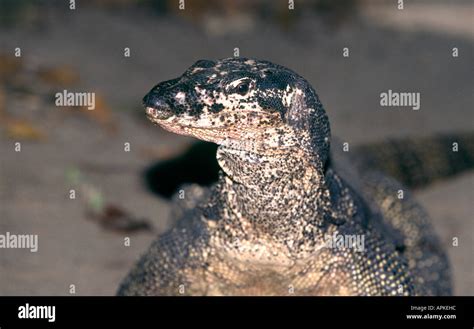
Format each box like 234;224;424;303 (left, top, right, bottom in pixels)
213;146;352;253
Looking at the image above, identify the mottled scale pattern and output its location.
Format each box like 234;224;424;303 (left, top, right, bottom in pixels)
117;58;452;296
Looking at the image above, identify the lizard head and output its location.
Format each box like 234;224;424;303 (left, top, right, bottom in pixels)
144;57;331;165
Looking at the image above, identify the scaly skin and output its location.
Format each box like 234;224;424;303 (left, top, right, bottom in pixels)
117;58;451;296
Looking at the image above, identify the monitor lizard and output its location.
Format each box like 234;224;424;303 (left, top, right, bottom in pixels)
117;58;453;296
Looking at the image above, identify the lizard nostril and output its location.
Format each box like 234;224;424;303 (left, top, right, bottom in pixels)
145;107;158;117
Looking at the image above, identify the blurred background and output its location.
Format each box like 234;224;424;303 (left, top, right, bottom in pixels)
0;0;473;295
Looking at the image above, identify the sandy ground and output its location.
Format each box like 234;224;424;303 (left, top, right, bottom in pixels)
0;5;473;295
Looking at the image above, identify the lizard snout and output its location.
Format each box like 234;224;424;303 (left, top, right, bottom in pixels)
143;91;174;120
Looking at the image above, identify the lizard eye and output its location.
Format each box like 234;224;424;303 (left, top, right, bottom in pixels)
228;78;253;96
236;82;250;95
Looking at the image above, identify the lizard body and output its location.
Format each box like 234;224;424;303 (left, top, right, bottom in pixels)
118;58;451;296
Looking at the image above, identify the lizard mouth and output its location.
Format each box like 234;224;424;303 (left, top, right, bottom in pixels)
146;112;290;157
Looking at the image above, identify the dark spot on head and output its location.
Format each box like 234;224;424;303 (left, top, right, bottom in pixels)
210;103;224;113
